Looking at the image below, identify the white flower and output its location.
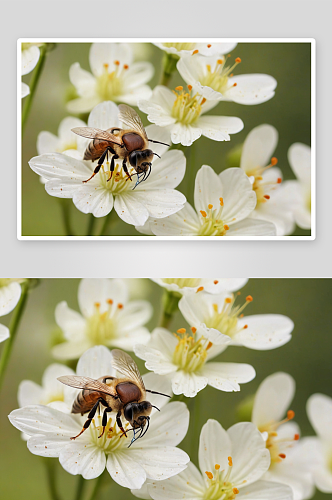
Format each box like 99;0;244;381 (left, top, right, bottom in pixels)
52;278;153;360
306;393;332;493
151;278;248;296
154;42;238;58
9;346;190;489
136;166;276;236
29;101;186;224
239;124;296;236
179;291;293;349
177;54;277;105
67;43;154;113
252;373;314;500
133;419;293;500
37;116;89;158
134;327;255;398
0;279;23;316
21;43;42;98
138;86;244;147
287;143;311;230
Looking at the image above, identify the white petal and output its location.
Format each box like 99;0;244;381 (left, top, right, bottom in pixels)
110;327;151;351
252;372;295;427
146;124;171;157
225;74;277;105
117;301;152;332
129;446;189;481
114;194;150;226
227;422;270;485
107;451;146;489
141;402;189;447
89;43;132;77
131;481;152;500
307;393;332;442
78;278;128;317
137;150;186;190
131;189;186;219
22;45;40;75
42;363;75;395
146;461;206;499
69;62;96;96
0;282;21;316
18;380;43;407
21;82;30;98
55;301;86;341
123;62;154;90
195;42;238;56
288;143;311;185
237;480;293;500
59;441;106;479
37;132;60;155
88;101;120;129
29;153;92;183
197;116;244;141
240;125;278;173
202;362;256;392
67;96;100;114
148;203;200;236
76;345;115;378
194;165;224;214
52;340;92;360
142;372;173;411
72;185;114;218
219;168;257;223
171;123;202;146
201;279;248;294
314;466;332;493
172;371;208;398
227;218;277;236
0;324;9;343
199;419;232;478
234;315;293;350
134;343;178;375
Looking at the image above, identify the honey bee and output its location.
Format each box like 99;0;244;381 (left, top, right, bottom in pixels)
57;349;170;446
71;104;169;189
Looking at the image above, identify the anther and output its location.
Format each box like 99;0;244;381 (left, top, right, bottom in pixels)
217;59;223;65
233;83;237;87
123;64;129;69
277;178;282;184
294;434;300;441
214;280;219;284
207;44;212;48
264;195;270;200
287;410;295;420
192;49;199;55
196;286;204;293
205;471;213;479
279;453;286;459
177;328;187;334
175;86;183;91
243;324;248;329
206;341;213;350
246;295;253;302
271;157;278;165
107;299;113;305
200;210;207;218
224;224;229;230
208;204;213;209
103;63;109;69
235;57;241;63
219;197;224;206
95;302;101;308
117;303;124;309
228;456;233;466
215;464;220;470
114;60;120;66
201;98;207;104
188;85;192;91
225;298;232;304
233;488;239;495
191;327;197;334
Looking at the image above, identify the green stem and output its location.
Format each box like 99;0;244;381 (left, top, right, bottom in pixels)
22;45;47;131
186;142;195;201
160;53;179;87
159;290;180;329
59;199;74;236
87;474;104;500
43;458;62;500
0;281;31;391
74;475;86;500
191;392;200;459
86;213;96;236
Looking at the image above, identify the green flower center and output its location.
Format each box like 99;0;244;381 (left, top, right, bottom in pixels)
259;410;298;466
89;414;131;453
96;162;136;194
0;278;25;288
203;459;239;500
172;328;212;373
171;86;205;125
85;300;123;345
162;43;196;52
21;42;44;51
245;158;281;205
200;57;242;96
204;294;253;338
96;62;128;102
162;278;201;288
197;201;229;236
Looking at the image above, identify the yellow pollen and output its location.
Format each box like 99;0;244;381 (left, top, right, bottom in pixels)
233;488;239;495
213;303;219;312
223;224;229;231
243;324;248;329
208;204;213;209
271;157;278;165
191;327;197;334
235;57;241;63
201;98;207;104
264;195;270;200
175;86;183;91
207;44;212;48
277;177;282;184
177;328;187;334
217;59;223;64
246;295;253;302
233;83;237;87
196;286;204;293
205;471;213;480
219;197;224;206
206;64;212;72
117;303;123;309
225;297;232;304
270;431;278;437
192;49;199;55
256;176;263;181
188;84;193;91
206;341;213;350
114;60;120;66
215;464;220;470
228;456;233;467
103;63;109;69
214;280;219;284
200;210;207;218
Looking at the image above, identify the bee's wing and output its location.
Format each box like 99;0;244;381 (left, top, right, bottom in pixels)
111;349;145;392
57;375;117;396
71;127;123;145
118;104;148;140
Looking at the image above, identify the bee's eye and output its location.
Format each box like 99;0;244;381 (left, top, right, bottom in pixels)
124;405;134;422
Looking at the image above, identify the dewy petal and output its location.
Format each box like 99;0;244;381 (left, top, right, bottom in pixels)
225;74;277;105
252;372;296;427
197;116;244;142
240;125;278;173
55;301;86;341
307;393;332;442
172;371;208;398
234;314;294;350
199;419;232;479
89;43;132;77
0;282;21;316
21;45;40;75
237;480;293;500
59;441;106;479
171;123;202;147
107;451;146;489
69;62;96;96
227;422;270;485
114;194;150;226
227;218;277;236
194;165;224;214
72;185;114;218
0;324;9;343
219;168;257;223
136;150;186;190
288;143;311;185
147;203;200;236
76;345;115;379
201;362;256;392
18;381;43;407
88;100;120;129
140;402;189;447
78;278;128;317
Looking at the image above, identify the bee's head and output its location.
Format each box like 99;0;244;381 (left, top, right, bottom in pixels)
123;401;152;427
129;150;154;171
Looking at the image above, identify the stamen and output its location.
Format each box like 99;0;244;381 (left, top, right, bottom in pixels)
264;195;270;200
177;328;187;334
217;59;223;65
243;324;248;329
223;224;229;231
225;298;232;304
215;464;220;470
233;83;237;87
205;471;213;479
95;302;101;308
200;210;207;218
201;98;207;104
228;456;233;467
233;488;239;495
271;157;278;165
208;204;213;209
191;327;197;334
196;286;204;293
188;85;192;91
277;178;282;184
123;64;129;70
175;86;183;91
103;63;109;70
117;303;124;309
192;49;199;55
294;434;300;441
246;296;253;302
287;410;295;420
235;57;241;63
279;453;286;459
207;44;212;48
214;280;219;284
106;299;113;305
114;60;120;66
219;197;224;206
206;342;213;350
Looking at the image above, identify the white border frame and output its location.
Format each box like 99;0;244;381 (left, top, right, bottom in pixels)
18;38;316;241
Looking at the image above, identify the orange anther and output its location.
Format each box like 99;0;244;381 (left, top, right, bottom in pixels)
246;295;253;302
205;471;213;479
256;176;263;181
271;157;278;165
106;299;113;305
217;59;223;64
224;224;229;230
192;49;199;55
188;84;192;91
230;73;233;77
294;434;300;441
215;464;220;470
214;280;219;284
235;57;241;63
219;197;224;206
240;313;244;318
191;327;197;334
208;204;213;209
243;324;248;329
200;210;207;218
123;64;129;69
114;60;120;66
264;195;270;200
279;453;286;459
228;456;233;466
233;83;237;87
177;328;186;334
277;178;282;184
175;86;183;91
196;286;204;293
201;98;207;104
95;302;101;308
206;341;213;350
225;297;232;303
287;410;295;420
103;63;109;69
233;488;239;495
117;303;124;309
207;44;212;48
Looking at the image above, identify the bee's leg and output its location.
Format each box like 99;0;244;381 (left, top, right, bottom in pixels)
70;398;107;440
117;412;128;438
107;153;119;182
122;159;133;181
83;147;116;183
98;406;113;438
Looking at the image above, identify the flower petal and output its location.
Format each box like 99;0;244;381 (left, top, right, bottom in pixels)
141;402;189;447
42;363;75;395
201;362;256;392
78;278;128;317
117;301;152;332
76;345;115;378
131;189;186;219
129;446;189;481
240;125;278;173
55;301;86;341
225;74;277;105
72;185;114;218
107;451;146;489
171;123;202;146
29;153;92;183
52;340;92;361
219;168;257;223
18;381;43;407
68;62;96;96
0;282;21;316
172;371;208;397
123;62;154;90
146;203;200;236
307;393;332;442
136;150;186;190
59;441;106;479
194;165;224;214
234;314;294;350
197;116;244;141
288;143;311;185
227;218;277;236
237;480;293;500
89;43;132;77
114;194;150;226
199;419;231;480
88;100;120;129
110;327;151;351
37;132;59;155
21;82;30;98
22;45;40;75
142;372;173;411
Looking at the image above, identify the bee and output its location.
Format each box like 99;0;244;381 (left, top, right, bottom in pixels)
57;349;170;447
71;104;169;189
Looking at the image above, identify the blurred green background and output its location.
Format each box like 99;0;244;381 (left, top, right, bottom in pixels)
0;278;329;500
21;42;311;236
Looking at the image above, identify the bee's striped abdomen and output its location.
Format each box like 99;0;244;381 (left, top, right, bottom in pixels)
83;140;112;162
71;390;100;415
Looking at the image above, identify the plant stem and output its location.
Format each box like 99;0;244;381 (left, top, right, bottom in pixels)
160;53;179;87
74;475;86;500
59;199;74;236
159;290;180;329
86;213;96;236
87;474;104;500
186;142;195;201
0;280;31;391
43;459;62;500
22;44;47;131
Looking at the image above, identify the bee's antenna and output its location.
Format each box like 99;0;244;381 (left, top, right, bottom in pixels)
140;417;150;439
153;152;161;158
146;389;171;398
148;139;170;147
